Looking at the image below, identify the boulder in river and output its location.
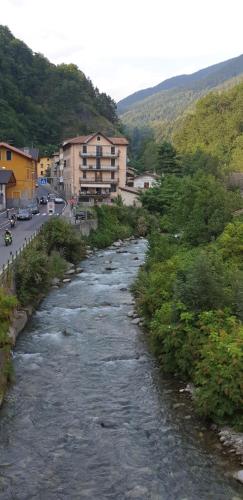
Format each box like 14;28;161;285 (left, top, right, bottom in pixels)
62;278;71;283
131;318;140;325
233;470;243;484
65;269;75;275
51;278;60;286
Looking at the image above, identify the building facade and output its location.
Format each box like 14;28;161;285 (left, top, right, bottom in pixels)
62;133;128;203
37;156;51;178
133;173;158;189
0;143;36;207
0;170;16;210
49;150;64;192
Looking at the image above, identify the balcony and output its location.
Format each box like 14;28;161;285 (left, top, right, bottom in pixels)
79;165;117;171
79;192;110;198
79;177;118;186
80;150;119;159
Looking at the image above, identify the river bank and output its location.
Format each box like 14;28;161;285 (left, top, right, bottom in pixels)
0;238;242;498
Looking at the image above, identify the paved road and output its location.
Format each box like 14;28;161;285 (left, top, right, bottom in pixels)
0;187;65;270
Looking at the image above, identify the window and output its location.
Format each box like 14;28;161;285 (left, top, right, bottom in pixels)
41;170;43;176
144;182;150;189
97;136;100;141
83;158;87;166
83;172;87;179
111;158;115;167
111;146;115;155
96;145;102;157
95;172;102;181
6;150;12;161
111;184;116;192
96;158;101;169
13;191;20;199
111;172;115;180
83;145;87;153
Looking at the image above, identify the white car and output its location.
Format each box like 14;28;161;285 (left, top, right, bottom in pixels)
54;197;64;204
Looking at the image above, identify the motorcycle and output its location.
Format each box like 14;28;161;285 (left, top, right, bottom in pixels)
4;233;12;246
10;218;15;228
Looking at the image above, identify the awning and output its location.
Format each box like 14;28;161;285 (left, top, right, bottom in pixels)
80;183;111;188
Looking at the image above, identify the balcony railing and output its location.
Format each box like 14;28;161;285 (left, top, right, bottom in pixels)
80;151;119;158
79;165;117;171
79;178;118;185
80;192;110;198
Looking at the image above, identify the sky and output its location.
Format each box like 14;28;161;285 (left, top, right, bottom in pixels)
1;0;243;101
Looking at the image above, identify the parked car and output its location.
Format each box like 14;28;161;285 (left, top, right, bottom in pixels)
27;203;40;215
17;208;32;220
75;211;86;221
40;196;48;205
54;197;64;204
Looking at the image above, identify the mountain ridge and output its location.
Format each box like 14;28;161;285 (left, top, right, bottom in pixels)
118;53;243;115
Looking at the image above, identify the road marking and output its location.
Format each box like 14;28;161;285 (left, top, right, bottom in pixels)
0;221;10;230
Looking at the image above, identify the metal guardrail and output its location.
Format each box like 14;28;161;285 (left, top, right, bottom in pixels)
0;209;16;231
0;227;42;288
0;195;68;289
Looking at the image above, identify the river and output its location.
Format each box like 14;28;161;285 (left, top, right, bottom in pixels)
0;239;242;499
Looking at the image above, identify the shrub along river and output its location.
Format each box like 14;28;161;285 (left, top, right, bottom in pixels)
0;239;242;499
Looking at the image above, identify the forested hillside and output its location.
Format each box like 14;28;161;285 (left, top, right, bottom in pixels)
119;54;243;143
0;26;119;152
174;82;243;172
132;84;243;428
118;53;243;114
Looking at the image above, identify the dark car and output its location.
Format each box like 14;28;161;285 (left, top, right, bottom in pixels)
27;203;40;215
40;196;48;205
17;208;32;220
75;211;86;221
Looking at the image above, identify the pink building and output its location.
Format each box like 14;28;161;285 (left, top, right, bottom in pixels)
62;132;128;203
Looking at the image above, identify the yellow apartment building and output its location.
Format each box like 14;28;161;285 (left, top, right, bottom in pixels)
0;142;36;207
62;132;128;203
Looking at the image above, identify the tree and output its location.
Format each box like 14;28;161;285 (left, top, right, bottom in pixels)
173;173;242;245
157;141;180;175
140;175;182;215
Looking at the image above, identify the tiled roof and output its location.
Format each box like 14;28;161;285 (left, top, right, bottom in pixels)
0;142;33;160
63;135;93;145
119;186;139;194
0;169;16;184
63;132;129;146
109;137;129;145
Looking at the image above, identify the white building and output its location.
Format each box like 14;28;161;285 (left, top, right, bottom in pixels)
133;173;159;190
